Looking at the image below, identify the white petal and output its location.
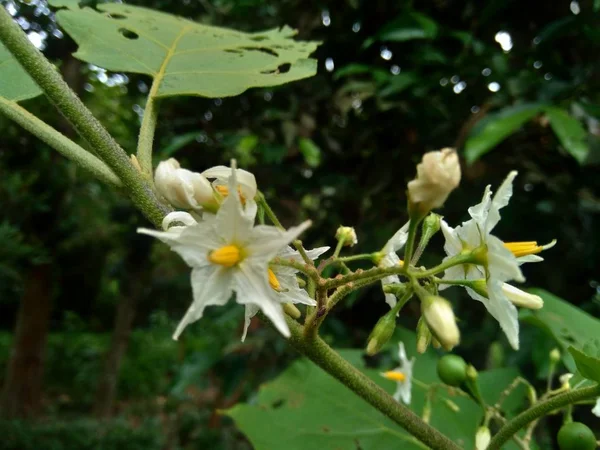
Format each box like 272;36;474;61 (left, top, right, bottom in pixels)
487;171;517;232
487;235;524;283
244;199;258;221
214;166;254;244
278;286;317;306
234;263;290;337
502;283;543;309
441;219;462;257
592;398;600;417
398;342;408;363
382;221;410;254
279;245;330;263
468;185;492;230
172;267;233;339
162;211;198;230
518;254;544;264
202;165;258;200
241;304;260;342
246;221;312;260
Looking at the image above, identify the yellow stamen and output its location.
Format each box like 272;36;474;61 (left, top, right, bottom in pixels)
398;259;404;267
208;245;242;267
268;268;281;291
215;185;246;205
382;371;406;382
504;239;557;258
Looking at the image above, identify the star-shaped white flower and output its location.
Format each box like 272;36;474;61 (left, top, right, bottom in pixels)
381;342;414;404
379;222;409;309
241;245;329;341
138;163;310;340
440;172;554;349
202;165;258;218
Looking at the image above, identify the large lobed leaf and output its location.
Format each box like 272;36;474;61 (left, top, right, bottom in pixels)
48;0;319;98
226;332;526;450
0;42;42;102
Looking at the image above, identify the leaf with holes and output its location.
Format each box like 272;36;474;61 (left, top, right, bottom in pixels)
47;1;319;98
225;331;526;450
0;42;42;101
521;289;600;373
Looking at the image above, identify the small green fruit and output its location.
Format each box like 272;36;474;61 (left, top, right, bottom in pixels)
436;354;468;386
557;422;596;450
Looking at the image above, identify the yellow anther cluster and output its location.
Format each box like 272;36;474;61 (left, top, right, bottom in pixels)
268;268;281;291
208;245;242;267
381;371;406;382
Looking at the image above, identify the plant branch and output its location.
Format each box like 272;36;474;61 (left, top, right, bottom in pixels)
281;315;462;450
0;7;170;227
487;384;600;450
0;98;121;188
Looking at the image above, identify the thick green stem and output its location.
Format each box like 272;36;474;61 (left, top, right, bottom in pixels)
136;95;159;176
487;384;600;450
0;98;121;188
284;315;462;450
0;7;169;227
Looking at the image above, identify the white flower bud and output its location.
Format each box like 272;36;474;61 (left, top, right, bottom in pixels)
422;296;460;351
155;158;215;210
475;426;491;450
407;148;461;212
335;226;358;247
592;398;600;417
501;283;543;309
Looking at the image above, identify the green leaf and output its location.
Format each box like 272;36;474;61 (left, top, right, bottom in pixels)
226;332;525;450
543;107;589;164
521;289;600;373
363;11;438;48
159;131;201;157
49;1;319;98
333;64;374;80
569;343;600;383
464;103;546;164
0;42;42;102
298;138;321;168
378;73;418;97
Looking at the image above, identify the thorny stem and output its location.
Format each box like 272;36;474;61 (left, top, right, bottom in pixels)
136;95;160;177
0;98;121;188
0;7;169;227
281;314;462;450
487;384;600;450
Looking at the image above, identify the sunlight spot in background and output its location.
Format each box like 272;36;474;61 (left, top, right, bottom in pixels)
352;22;361;33
471;106;480;114
487;82;501;92
482;68;492;76
570;1;581;15
494;31;513;52
439;78;449;86
533;61;543;69
453;81;466;94
544;73;553;80
390;65;400;75
6;1;17;16
450;75;460;84
27;30;47;50
380;46;393;60
321;10;331;27
325;57;335;72
263;91;273;101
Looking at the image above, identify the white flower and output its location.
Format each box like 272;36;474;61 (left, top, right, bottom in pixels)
241;245;329;341
592;398;600;417
381;342;414;404
379;222;409;309
202;165;258;218
138;162;311;340
407;148;461;211
155;158;215;210
422;296;460;350
440;172;527;349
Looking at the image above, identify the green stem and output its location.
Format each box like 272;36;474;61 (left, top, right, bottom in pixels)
292;239;313;266
257;192;283;229
136;95;160;176
283;315;461;450
403;218;420;267
332;238;345;259
0;7;169;227
412;252;478;278
487;384;600;450
0;98;121;188
337;253;377;263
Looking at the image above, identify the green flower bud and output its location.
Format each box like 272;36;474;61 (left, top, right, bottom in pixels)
335;226;358;247
366;309;397;356
550;348;561;364
416;318;432;354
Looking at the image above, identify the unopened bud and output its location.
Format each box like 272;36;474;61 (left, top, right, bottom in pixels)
366;309;397;356
527;386;537;404
422;213;441;236
475;426;491;450
466;364;478;381
283;303;301;319
416;318;432;354
502;284;544;309
559;373;573;390
336;226;358;247
443;399;460;412
550;348;561;364
407;148;461;215
155;158;215;210
422;296;460;351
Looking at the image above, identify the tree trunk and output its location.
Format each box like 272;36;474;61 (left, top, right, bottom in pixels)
93;237;152;418
0;264;53;418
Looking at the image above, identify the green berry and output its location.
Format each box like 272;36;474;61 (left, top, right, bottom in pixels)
557;422;596;450
436;354;468;386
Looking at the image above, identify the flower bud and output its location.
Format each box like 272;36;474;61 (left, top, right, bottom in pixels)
501;283;544;310
559;373;573;389
336;226;358;247
550;348;561;364
155;158;215;210
366;309;397;356
416;318;432;354
407;148;461;214
422;296;460;351
422;213;441;236
475;426;491;450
